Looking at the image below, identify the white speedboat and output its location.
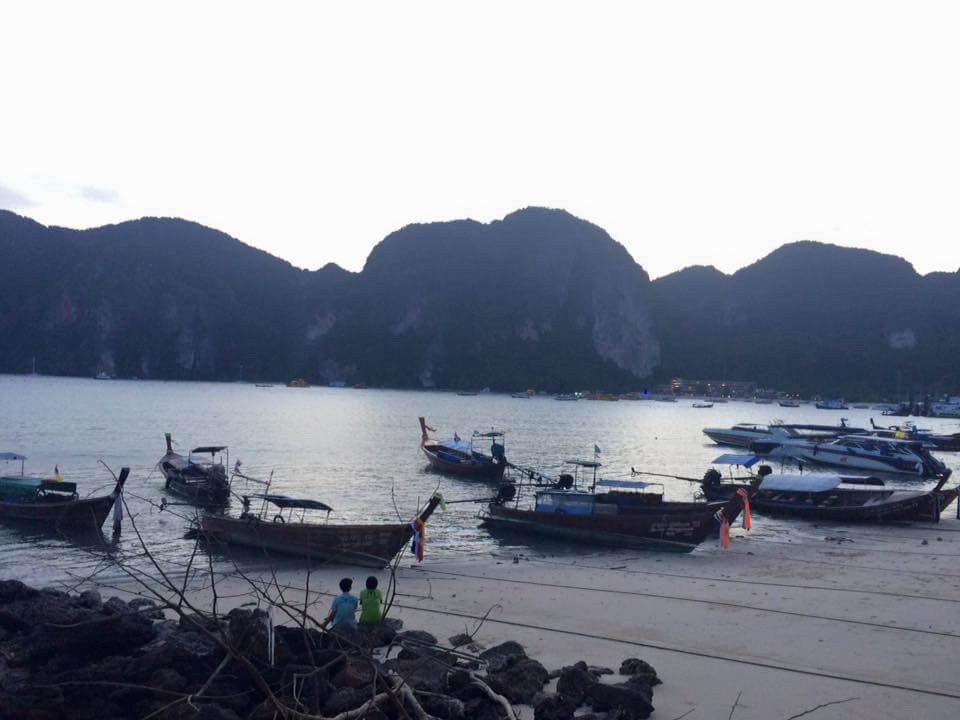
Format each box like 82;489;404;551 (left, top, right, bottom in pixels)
751;434;950;479
815;399;848;410
702;422;863;449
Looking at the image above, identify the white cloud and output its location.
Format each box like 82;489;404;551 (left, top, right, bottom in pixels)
0;183;32;210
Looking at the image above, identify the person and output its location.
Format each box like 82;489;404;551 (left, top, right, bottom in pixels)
322;578;358;629
359;576;383;625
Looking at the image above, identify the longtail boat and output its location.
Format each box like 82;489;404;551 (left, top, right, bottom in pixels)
699;453;957;523
199;492;443;567
419;417;508;481
158;433;230;505
0;453;128;531
480;458;748;552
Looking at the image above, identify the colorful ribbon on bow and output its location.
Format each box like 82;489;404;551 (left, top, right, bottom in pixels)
736;488;751;530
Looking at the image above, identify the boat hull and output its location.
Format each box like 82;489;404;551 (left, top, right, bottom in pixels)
480;499;741;553
0;493;117;530
702;483;957;523
421;446;507;480
200;496;441;568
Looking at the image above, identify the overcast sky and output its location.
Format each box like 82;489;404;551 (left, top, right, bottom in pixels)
2;1;958;278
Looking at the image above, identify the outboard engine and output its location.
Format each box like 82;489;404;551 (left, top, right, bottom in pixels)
756;464;773;478
495;482;517;505
702;469;722;488
491;441;506;464
555;473;574;490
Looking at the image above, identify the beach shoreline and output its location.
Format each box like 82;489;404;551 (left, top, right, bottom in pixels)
41;512;960;719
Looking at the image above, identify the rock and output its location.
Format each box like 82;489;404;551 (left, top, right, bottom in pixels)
619;657;661;686
556;661;596;705
102;596;130;615
149;668;188;693
534;693;576;720
129;597;164;620
78;589;102;609
449;632;473;647
0;579;39;605
479;640;527;672
274;626;327;665
332;655;378;688
384;657;449;693
165;704;244;720
485;657;549;704
322;687;368;715
588;665;614;676
358;620;397;648
447;668;472;693
227;608;270;663
464;696;506;720
421;694;466;720
586;681;654;719
323;623;365;651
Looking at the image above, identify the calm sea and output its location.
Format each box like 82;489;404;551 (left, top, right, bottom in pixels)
1;374;958;586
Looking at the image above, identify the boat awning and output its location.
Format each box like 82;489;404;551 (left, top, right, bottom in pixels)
563;458;602;468
192;446;227;454
712;454;760;467
473;430;505;438
246;494;333;511
0;453;27;461
759;474;842;492
597;478;650;489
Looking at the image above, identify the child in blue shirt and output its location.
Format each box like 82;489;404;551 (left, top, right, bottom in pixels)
323;577;358;628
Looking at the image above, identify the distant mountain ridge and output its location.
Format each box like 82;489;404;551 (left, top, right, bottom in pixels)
1;209;958;396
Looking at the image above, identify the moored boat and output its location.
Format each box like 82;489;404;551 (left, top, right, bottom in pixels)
200;493;443;567
480;458;749;552
778;399;800;408
158;434;230;505
0;454;127;531
703;421;864;449
700;454;957;523
816;399;848;410
692;402;713;408
419;418;508;480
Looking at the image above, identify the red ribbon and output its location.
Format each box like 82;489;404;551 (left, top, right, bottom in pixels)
736;488;751;531
720;516;730;549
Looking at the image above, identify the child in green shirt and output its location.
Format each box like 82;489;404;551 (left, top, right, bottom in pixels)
359;575;383;624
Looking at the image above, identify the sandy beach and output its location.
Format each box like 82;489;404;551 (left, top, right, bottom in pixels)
80;510;960;720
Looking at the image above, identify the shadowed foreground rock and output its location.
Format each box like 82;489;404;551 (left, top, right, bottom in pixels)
0;580;660;719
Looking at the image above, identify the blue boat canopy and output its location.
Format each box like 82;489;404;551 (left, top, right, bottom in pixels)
712;453;760;468
246;494;333;512
0;453;27;461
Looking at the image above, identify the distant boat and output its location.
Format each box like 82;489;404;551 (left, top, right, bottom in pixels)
287;378;310;388
816;399;848;410
753;398;773;405
457;390;478;396
692;402;713;408
158;434;230;505
511;391;531;399
654;396;677;403
255;384;274;388
555;393;578;401
328;380;346;388
95;370;113;380
778;399;800;408
419;417;507;480
852;403;870;409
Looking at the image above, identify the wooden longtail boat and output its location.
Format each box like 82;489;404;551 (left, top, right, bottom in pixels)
158;433;230;505
700;454;957;523
0;454;128;531
419;417;508;481
480;459;748;552
199;494;443;567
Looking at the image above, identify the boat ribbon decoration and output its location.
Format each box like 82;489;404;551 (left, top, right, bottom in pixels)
409;516;427;562
736;487;751;530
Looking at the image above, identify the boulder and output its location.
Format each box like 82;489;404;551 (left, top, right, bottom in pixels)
464;696;507;720
322;687;368;715
534;693;577;720
421;694;466;720
129;597;164;620
448;632;473;647
383;657;448;694
357;620;397;648
0;580;39;605
556;661;596;705
149;668;188;693
396;629;437;645
332;655;378;689
479;640;527;672
78;590;102;610
485;657;549;704
586;681;654;719
619;657;661;686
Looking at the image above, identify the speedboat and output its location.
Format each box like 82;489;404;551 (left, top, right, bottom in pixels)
702;421;865;449
158;433;230;504
700;454;956;523
861;419;960;452
750;434;951;479
418;417;507;480
778;399;800;408
816;399;848;410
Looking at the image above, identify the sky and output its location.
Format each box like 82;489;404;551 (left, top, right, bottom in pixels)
2;1;959;279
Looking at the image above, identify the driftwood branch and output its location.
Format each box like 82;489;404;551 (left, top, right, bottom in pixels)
784;696;860;720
